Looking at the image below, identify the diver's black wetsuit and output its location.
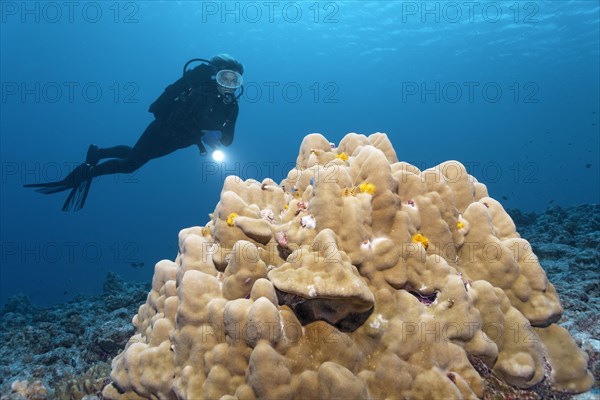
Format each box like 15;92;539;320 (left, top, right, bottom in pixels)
90;63;239;177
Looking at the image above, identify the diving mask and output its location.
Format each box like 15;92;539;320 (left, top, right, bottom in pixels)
216;70;243;91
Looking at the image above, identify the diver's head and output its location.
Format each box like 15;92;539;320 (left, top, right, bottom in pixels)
210;54;244;104
210;54;244;75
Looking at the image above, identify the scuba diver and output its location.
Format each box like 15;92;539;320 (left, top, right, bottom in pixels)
24;54;244;211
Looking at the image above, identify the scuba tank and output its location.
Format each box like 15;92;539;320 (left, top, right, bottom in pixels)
148;59;212;119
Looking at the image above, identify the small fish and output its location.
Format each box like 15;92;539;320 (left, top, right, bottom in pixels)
585;164;592;168
501;196;508;200
63;291;68;295
130;262;145;268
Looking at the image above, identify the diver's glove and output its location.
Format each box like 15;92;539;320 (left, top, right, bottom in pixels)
202;130;222;149
196;142;208;156
197;130;222;156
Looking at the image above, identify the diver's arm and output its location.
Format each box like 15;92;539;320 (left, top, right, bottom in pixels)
220;105;239;147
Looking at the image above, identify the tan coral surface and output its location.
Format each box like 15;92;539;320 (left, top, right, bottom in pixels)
103;133;594;400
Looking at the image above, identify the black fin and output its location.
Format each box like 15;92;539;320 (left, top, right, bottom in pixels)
62;177;92;212
24;181;72;195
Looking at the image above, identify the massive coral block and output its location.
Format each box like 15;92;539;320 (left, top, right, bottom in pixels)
103;133;594;400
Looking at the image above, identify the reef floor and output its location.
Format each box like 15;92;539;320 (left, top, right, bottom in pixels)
0;204;598;400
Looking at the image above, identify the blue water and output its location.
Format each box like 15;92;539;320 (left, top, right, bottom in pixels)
1;1;598;307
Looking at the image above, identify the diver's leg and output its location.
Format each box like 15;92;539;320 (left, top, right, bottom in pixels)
85;144;131;165
97;145;132;158
86;145;132;165
30;143;136;191
90;120;185;178
129;119;189;159
25;120;189;211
